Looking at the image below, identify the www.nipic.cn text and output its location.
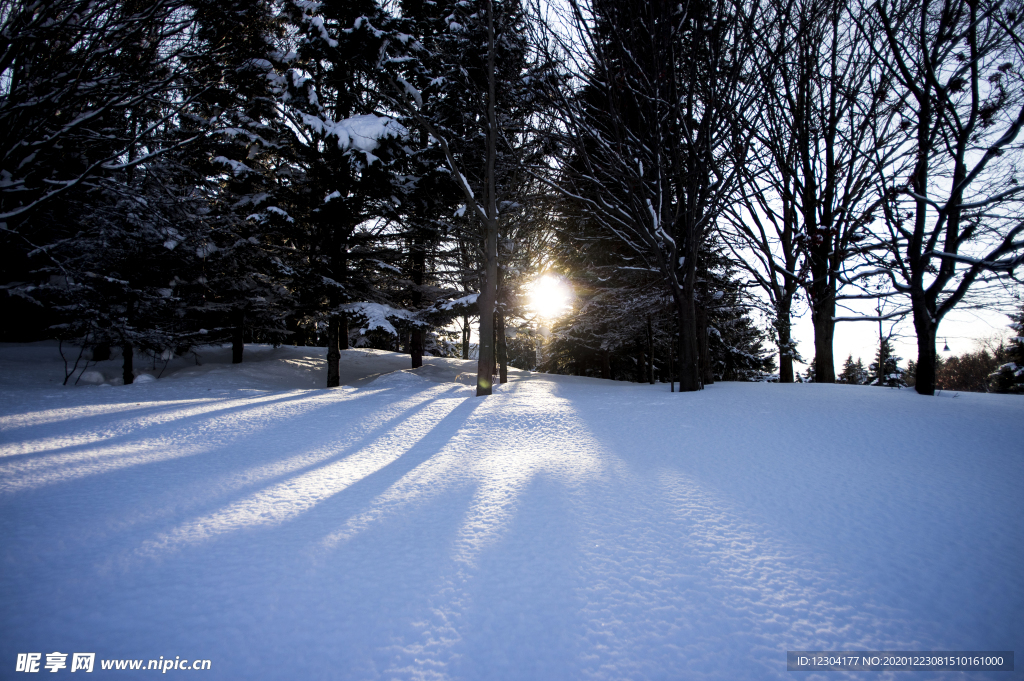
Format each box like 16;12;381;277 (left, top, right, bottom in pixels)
15;653;211;673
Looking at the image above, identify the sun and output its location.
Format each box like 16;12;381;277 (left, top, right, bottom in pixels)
528;274;572;320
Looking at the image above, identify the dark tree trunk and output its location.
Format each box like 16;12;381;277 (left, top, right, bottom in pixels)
92;343;110;362
409;329;421;366
601;349;611;379
462;315;470;359
811;297;836;383
339;312;349;350
675;281;702;392
646;317;655;384
777;297;794;383
327;315;341;387
913;299;938;396
497;311;508;384
232;307;245;364
697;304;713;385
122;342;133;385
411;329;424;368
410;232;426;369
478;277;496;393
474;0;499;397
286;315;305;346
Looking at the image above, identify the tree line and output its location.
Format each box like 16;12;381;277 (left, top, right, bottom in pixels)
1;0;1022;396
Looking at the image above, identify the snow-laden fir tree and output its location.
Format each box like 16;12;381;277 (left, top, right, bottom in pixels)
174;0;297;364
1;0;225;383
989;305;1024;394
838;355;869;384
380;0;557;394
869;338;907;388
268;0;415;386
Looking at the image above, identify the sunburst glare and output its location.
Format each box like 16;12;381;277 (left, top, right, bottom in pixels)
528;274;572;320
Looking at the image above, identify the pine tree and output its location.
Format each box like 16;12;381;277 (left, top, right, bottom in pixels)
175;0;297;363
989;305;1024;394
869;338;907;388
2;1;219;382
268;0;413;386
839;355;868;384
380;0;556;394
802;358;816;382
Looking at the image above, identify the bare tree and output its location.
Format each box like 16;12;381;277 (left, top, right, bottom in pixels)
729;0;904;383
865;0;1024;395
722;142;805;383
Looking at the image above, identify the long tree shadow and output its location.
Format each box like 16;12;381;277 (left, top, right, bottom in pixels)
130;382;476;557
0;390;337;467
288;378;609;679
0;396;231;432
0;383;470;568
0;389;371;495
300;395;485;548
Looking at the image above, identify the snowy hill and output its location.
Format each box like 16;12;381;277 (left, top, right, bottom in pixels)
1;343;1021;679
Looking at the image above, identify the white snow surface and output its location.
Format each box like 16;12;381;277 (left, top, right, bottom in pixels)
1;342;1021;680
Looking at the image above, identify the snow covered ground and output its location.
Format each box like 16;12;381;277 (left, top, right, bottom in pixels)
1;342;1021;680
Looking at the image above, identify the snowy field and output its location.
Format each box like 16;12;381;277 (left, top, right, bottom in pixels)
1;342;1021;680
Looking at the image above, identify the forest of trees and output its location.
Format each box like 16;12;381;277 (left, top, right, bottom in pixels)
1;0;1022;396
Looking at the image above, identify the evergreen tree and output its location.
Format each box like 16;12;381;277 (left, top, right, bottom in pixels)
1;0;222;382
270;0;413;386
838;355;868;384
175;0;297;363
988;305;1024;394
869;338;906;387
381;0;556;394
802;357;816;382
936;349;1001;393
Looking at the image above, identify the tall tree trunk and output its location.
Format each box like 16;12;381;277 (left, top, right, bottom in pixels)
326;315;341;387
410;231;426;369
646;316;655;384
328;229;349;382
675;276;702;391
462;315;470;359
232;307;245;364
601;349;611;379
497;310;508;384
411;328;423;367
777;297;794;383
122;341;133;385
339;312;349;350
476;0;499;397
797;35;836;385
912;297;938;396
637;345;646;383
697;304;713;385
477;242;497;395
810;293;836;383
